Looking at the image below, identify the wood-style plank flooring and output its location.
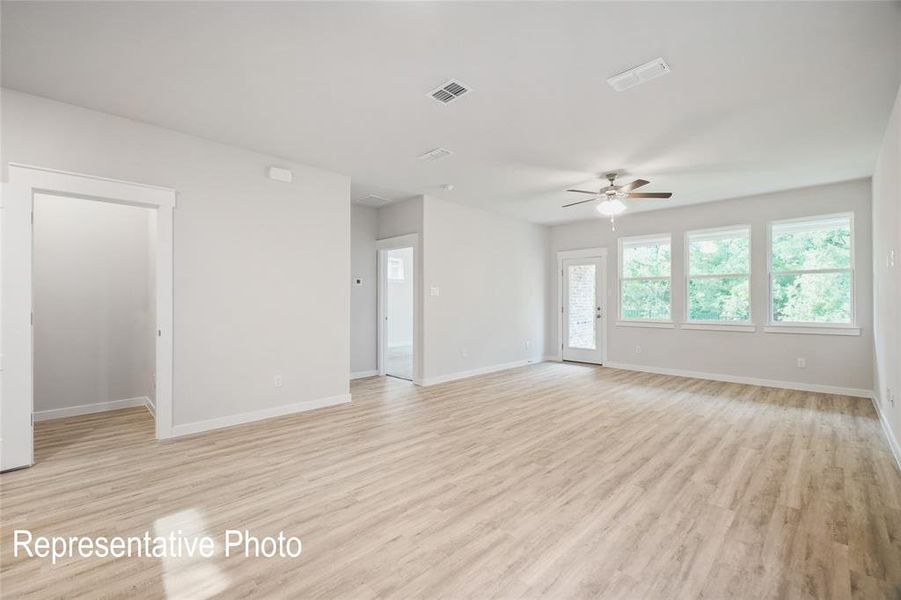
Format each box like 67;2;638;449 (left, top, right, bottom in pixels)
2;363;900;598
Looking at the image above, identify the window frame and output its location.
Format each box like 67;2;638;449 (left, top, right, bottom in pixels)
617;233;673;324
684;224;753;327
766;212;857;332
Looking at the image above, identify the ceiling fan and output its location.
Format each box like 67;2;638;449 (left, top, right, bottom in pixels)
564;173;672;208
563;173;673;229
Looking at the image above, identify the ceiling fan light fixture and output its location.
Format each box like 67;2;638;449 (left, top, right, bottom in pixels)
596;198;627;216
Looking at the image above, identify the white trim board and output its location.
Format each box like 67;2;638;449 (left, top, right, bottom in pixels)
603;361;872;398
417;358;542;387
169;393;351;438
350;370;379;380
872;393;901;473
34;396;151;421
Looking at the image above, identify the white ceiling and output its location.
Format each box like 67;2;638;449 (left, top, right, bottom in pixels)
2;2;899;224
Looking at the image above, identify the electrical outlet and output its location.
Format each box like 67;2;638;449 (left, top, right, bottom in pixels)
461;347;468;358
525;340;532;350
635;345;642;354
274;375;283;388
796;358;806;368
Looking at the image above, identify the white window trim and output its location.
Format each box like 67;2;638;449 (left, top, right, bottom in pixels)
682;323;757;333
618;233;673;323
766;212;856;333
762;324;860;336
684;225;752;326
615;320;676;329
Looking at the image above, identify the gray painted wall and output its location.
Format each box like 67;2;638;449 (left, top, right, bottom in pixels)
350;205;377;375
2;89;351;426
873;83;900;441
548;178;873;392
422;196;547;381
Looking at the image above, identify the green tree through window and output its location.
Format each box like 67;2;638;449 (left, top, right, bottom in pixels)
770;215;852;324
620;236;671;320
687;227;750;322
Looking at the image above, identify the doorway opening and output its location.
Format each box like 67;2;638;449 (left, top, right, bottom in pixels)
377;234;419;383
384;247;413;380
32;193;157;434
2;165;175;472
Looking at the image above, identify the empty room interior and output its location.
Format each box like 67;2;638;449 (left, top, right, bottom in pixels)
1;2;900;598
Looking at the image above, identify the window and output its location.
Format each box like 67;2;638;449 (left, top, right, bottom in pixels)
769;214;853;325
619;235;671;321
686;227;750;322
387;257;405;281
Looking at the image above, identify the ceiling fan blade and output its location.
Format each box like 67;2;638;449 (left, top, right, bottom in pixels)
628;192;672;199
566;189;599;195
616;179;650;193
562;198;599;208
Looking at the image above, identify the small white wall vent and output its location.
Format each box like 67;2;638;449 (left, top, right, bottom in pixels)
428;80;471;104
357;194;390;207
607;58;671;92
418;147;454;161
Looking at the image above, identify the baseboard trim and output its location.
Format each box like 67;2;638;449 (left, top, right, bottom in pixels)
144;397;156;419
168;393;352;438
602;361;873;398
871;393;901;472
418;358;542;387
34;396;151;421
350;370;379;380
543;355;562;362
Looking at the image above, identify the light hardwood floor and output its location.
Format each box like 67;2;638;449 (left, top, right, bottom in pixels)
2;363;900;599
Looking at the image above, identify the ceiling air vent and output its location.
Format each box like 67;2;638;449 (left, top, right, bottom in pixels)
428;80;471;104
607;58;670;92
418;147;454;161
357;194;390;207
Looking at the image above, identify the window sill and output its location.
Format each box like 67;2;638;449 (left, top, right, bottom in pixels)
763;325;861;336
616;320;676;329
682;323;756;333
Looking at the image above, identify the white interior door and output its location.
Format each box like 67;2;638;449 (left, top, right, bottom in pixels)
1;182;34;471
562;257;605;364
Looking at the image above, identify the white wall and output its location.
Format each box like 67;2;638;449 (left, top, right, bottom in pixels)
2;89;351;428
873;83;901;447
350;205;377;375
377;196;423;240
33;193;155;412
386;247;413;348
549;179;874;394
422;196;547;382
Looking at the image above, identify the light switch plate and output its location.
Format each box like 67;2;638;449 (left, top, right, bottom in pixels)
430;287;440;296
